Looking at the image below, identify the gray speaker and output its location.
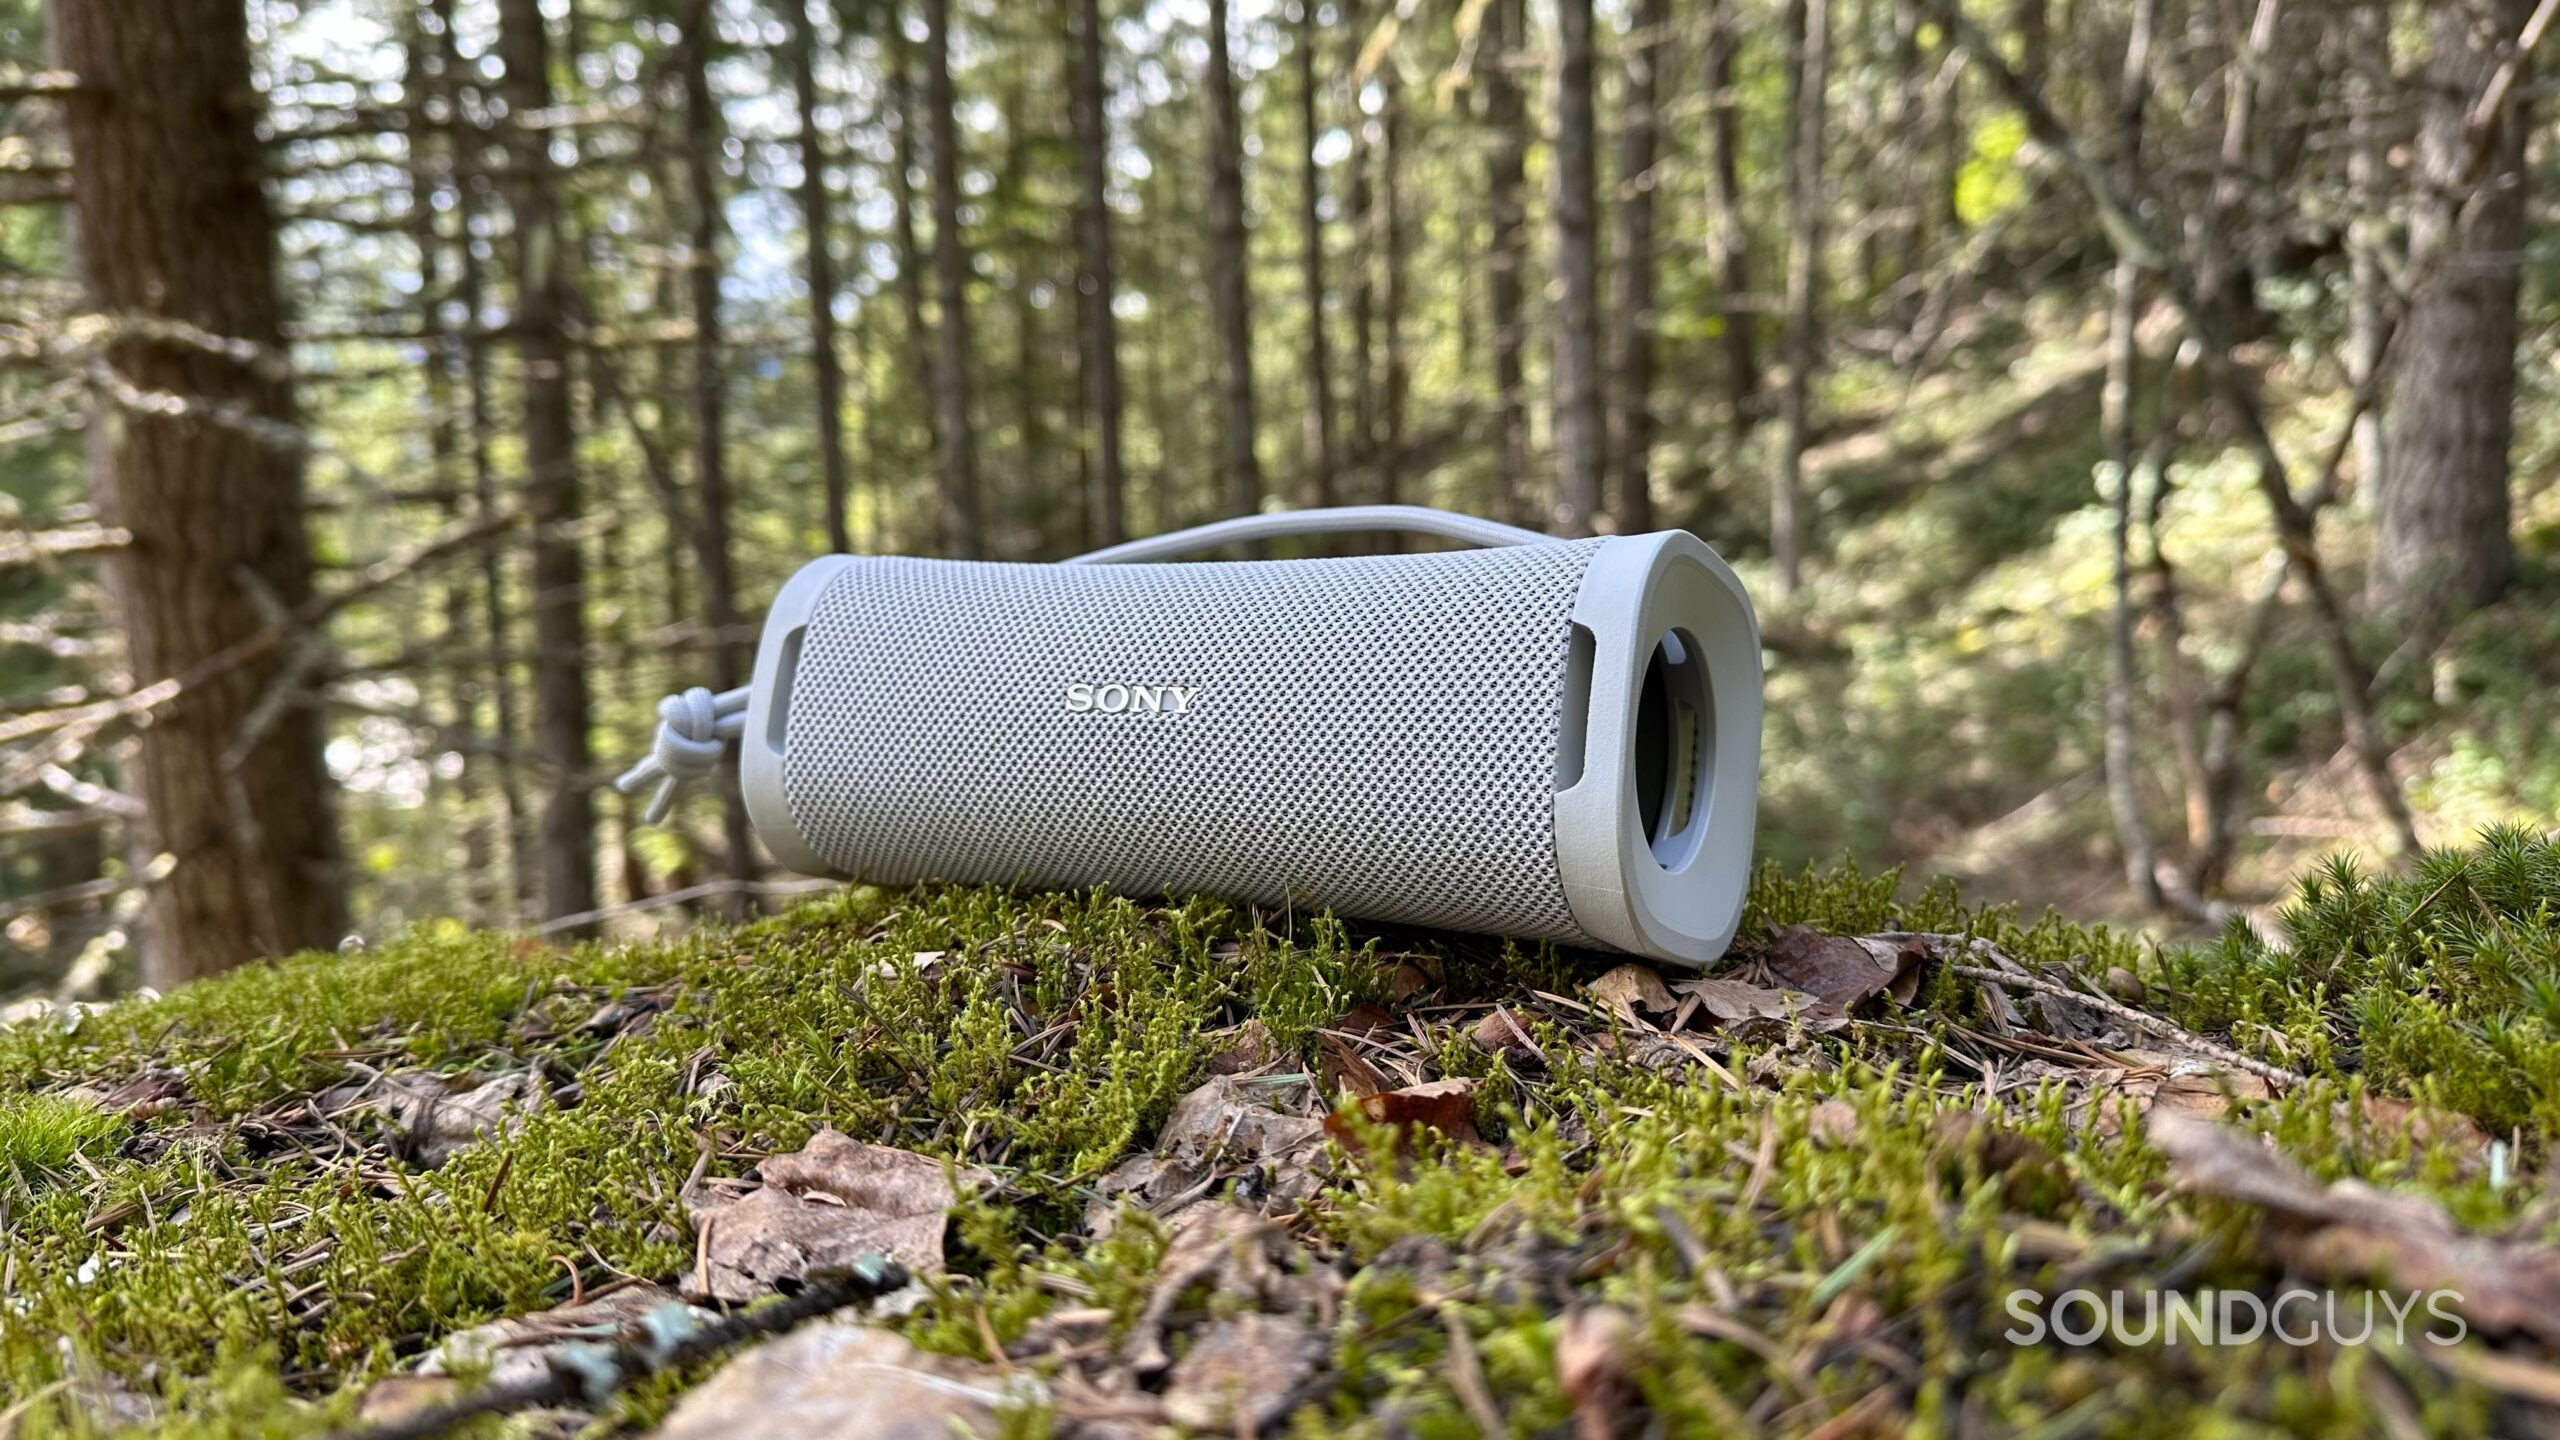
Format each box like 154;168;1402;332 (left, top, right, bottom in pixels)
618;507;1762;966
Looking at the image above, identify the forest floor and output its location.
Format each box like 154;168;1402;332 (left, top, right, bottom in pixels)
6;834;2560;1437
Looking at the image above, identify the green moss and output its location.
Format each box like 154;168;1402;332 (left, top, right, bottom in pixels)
1;840;2557;1434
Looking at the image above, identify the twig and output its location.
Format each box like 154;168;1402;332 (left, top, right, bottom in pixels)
335;1255;912;1440
1911;934;2308;1091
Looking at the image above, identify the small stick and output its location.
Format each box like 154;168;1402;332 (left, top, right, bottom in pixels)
1912;934;2308;1091
335;1255;911;1440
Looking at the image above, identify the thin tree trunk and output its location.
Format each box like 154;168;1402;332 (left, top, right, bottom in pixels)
680;0;755;912
1608;0;1668;534
1775;0;1831;599
1378;59;1407;516
1068;0;1127;545
1294;0;1338;510
1205;0;1264;525
1483;0;1533;525
56;0;347;982
788;0;854;555
2343;0;2389;514
2101;0;2163;911
886;16;941;504
1703;0;1758;443
1549;0;1604;536
1888;0;1924;305
2372;0;2531;625
922;0;983;557
439;1;536;916
494;0;597;926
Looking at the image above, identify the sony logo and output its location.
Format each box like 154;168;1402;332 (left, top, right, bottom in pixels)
1065;682;1199;715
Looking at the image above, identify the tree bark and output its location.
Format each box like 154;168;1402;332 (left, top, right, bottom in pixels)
55;0;347;981
1293;0;1338;511
1775;0;1830;599
1377;59;1407;516
1205;0;1264;525
787;0;854;555
2102;0;2164;911
2343;0;2391;514
922;0;983;557
1608;0;1668;535
1703;0;1758;443
681;0;756;912
492;0;597;925
1068;0;1127;545
2372;0;2532;624
1482;0;1533;526
885;14;941;518
1548;0;1603;536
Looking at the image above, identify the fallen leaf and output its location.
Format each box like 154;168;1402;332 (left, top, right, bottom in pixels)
1806;1099;1860;1148
1323;1077;1480;1150
1389;959;1440;1003
1673;976;1819;1024
360;1070;544;1168
1469;1007;1541;1059
2151;1111;2560;1342
1332;1003;1397;1038
687;1128;974;1303
1162;1311;1324;1431
1206;1019;1277;1076
1587;963;1675;1019
1125;1206;1342;1376
2349;1094;2490;1160
418;1283;714;1391
1316;1032;1389;1099
1761;927;1924;1011
1556;1305;1635;1440
654;1322;1042;1440
1086;1074;1329;1230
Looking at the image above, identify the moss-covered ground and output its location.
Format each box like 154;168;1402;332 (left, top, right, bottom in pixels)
6;831;2560;1436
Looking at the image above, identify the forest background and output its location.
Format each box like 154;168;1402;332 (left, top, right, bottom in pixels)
1;0;2553;995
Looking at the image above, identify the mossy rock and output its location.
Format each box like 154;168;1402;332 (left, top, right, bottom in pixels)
3;832;2558;1436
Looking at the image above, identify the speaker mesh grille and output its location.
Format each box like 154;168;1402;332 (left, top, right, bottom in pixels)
781;540;1605;943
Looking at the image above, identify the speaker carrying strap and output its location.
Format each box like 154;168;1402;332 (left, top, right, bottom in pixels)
612;505;1562;824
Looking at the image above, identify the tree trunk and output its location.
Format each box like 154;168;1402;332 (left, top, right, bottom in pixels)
1205;0;1264;525
1775;0;1830;599
2372;0;2530;624
1482;0;1534;526
1608;0;1668;535
1068;0;1127;545
1293;0;1338;511
55;0;347;982
886;14;940;516
1703;0;1758;444
1548;0;1604;536
438;0;536;916
681;0;756;912
788;0;854;555
922;0;983;557
2101;0;2163;911
493;0;597;926
2343;0;2390;513
1377;60;1407;516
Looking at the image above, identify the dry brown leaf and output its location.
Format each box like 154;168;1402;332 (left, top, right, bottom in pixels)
1332;1002;1398;1038
1206;1019;1277;1076
1086;1074;1329;1231
364;1070;543;1168
1673;975;1819;1024
1317;1032;1390;1099
1556;1305;1635;1440
1162;1311;1324;1431
2151;1111;2560;1342
1806;1099;1861;1148
1324;1077;1481;1150
686;1128;974;1303
1124;1206;1342;1376
1469;1007;1541;1059
1587;963;1675;1018
1762;927;1924;1011
654;1322;1040;1440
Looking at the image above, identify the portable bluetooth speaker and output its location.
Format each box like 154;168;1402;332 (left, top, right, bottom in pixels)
617;506;1763;965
